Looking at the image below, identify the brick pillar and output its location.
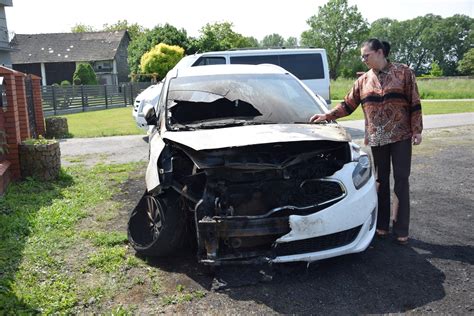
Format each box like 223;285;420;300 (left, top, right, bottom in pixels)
15;73;31;140
0;69;21;180
0;67;47;189
30;75;45;136
0;78;9;193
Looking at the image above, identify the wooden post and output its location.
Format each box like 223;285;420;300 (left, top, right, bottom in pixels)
52;85;57;115
81;85;85;112
104;85;108;109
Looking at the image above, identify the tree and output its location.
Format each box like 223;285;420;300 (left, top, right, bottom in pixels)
128;23;190;75
431;15;473;75
244;36;260;48
73;63;97;85
194;22;251;52
394;15;442;75
140;43;185;80
369;15;473;75
285;37;298;47
338;49;366;78
71;23;95;33
261;33;285;47
457;48;474;75
429;62;443;77
301;0;369;79
102;20;147;40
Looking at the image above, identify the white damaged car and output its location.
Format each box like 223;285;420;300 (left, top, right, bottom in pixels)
128;64;377;266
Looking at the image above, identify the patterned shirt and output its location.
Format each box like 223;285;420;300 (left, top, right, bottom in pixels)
327;62;423;146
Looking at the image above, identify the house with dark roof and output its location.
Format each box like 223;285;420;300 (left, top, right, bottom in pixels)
10;30;130;85
0;0;14;67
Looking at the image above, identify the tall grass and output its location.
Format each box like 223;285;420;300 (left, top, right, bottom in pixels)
330;78;474;100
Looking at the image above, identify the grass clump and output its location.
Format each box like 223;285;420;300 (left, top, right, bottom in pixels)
22;135;56;145
80;231;128;247
161;285;206;306
87;247;127;273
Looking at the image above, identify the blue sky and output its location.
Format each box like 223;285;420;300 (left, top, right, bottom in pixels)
6;0;473;40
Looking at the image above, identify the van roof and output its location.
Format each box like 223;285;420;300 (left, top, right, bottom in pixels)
174;64;289;78
198;48;326;56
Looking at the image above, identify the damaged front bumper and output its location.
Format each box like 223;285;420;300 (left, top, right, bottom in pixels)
197;162;377;266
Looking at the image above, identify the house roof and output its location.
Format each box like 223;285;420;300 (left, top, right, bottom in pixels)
10;30;129;64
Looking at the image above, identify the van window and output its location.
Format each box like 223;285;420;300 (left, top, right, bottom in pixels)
194;57;226;66
230;53;324;80
279;54;324;80
230;55;279;65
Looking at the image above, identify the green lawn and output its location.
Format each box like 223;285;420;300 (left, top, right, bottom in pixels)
0;162;206;314
336;100;474;121
55;107;145;138
0;164;137;313
331;78;474;100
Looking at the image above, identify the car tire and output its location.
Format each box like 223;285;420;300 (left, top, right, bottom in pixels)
128;190;187;256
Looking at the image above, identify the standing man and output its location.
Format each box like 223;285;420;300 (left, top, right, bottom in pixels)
310;39;423;245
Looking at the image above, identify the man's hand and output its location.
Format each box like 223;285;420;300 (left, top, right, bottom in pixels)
412;133;422;145
310;113;328;123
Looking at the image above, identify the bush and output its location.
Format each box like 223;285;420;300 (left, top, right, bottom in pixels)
457;48;474;75
60;80;71;86
429;63;443;77
140;43;184;80
73;63;98;85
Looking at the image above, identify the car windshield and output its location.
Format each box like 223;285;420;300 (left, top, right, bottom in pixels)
166;73;325;129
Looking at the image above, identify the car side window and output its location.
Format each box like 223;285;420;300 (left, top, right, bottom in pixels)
194;57;226;66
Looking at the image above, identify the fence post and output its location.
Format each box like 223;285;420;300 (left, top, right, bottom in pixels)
104;85;108;109
129;83;134;106
81;85;85;112
52;85;57;115
123;84;127;107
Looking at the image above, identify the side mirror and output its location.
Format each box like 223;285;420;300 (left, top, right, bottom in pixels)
143;104;158;126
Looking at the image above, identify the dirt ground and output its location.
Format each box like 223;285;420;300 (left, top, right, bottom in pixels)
109;125;473;314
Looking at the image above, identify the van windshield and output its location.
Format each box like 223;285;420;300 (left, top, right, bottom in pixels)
166;73;325;129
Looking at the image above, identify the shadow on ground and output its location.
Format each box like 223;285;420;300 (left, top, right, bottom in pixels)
140;235;472;314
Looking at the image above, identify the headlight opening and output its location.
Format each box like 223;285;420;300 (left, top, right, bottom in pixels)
352;155;371;189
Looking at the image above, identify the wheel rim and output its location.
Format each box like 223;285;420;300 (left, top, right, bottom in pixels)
145;195;164;239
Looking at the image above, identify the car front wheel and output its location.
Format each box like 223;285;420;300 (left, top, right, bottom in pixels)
128;190;187;256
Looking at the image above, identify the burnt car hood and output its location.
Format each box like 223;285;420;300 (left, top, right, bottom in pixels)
162;123;351;151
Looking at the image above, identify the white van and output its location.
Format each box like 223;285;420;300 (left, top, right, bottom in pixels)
173;48;331;105
134;48;331;130
132;82;163;131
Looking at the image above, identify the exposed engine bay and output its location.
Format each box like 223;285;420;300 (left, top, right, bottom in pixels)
130;139;351;265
